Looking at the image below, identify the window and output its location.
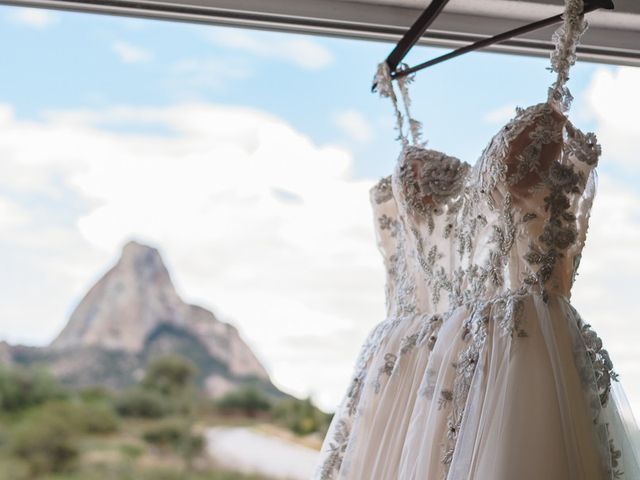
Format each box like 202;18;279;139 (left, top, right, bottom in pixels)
1;4;639;477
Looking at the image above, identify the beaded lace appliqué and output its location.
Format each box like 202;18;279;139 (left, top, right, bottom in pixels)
316;1;624;478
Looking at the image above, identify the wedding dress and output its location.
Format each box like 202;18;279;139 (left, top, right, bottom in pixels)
313;1;640;479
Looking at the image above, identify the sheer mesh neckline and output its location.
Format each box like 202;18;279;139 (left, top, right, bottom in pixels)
369;98;594;202
398;99;570;181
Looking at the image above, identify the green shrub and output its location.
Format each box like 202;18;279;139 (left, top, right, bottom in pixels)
142;418;204;461
142;418;184;447
114;388;169;418
75;402;120;434
47;468;272;480
0;457;30;480
24;400;120;435
10;411;78;475
142;355;197;396
215;387;272;417
79;386;112;403
0;365;66;412
272;396;331;436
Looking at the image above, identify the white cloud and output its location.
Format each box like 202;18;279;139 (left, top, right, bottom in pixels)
333;109;373;142
583;66;640;171
0;198;30;231
569;65;640;417
112;41;153;64
571;174;640;418
0;101;382;411
0;104;14;124
483;103;517;124
207;29;333;70
7;7;57;29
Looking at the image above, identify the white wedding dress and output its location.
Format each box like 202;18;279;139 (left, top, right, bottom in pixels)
313;1;640;479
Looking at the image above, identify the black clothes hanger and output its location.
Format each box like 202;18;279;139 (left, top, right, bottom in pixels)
372;0;615;93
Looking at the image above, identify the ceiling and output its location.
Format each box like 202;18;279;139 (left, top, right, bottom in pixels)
1;0;639;66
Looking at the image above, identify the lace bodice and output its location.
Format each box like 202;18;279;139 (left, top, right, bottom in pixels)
370;0;600;318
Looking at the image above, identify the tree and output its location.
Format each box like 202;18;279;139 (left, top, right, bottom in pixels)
216;386;272;417
142;355;197;397
142;418;204;471
115;388;170;418
10;411;78;476
272;396;332;436
141;355;201;473
0;365;66;412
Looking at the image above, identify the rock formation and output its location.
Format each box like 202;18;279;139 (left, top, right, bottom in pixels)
4;241;282;398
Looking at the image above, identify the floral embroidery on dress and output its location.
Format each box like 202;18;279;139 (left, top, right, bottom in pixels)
373;61;426;149
374;352;398;393
318;419;349;480
438;389;453;410
442;306;489;476
378;213;399;237
568;304;623;478
493;292;528;338
315;1;629;478
520;114;602;302
565;125;601;166
372;175;394;204
400;147;470;206
610;436;624;479
548;0;588;112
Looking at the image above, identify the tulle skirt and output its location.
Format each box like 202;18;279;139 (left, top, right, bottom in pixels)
313;292;640;480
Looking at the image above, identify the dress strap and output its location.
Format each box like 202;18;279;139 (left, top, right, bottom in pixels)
373;61;426;149
547;0;589;113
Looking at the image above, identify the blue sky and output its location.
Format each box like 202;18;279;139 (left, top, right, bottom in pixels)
1;5;640;415
0;4;604;179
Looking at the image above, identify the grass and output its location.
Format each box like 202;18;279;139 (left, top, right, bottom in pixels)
0;359;325;480
42;468;270;480
0;415;277;480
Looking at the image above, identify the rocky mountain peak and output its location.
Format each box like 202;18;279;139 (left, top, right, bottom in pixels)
48;240;271;389
119;241;165;276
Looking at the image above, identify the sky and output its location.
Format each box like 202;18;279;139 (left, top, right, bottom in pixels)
0;5;640;414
